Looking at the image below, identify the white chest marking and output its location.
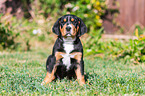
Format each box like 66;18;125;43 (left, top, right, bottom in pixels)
62;43;74;70
63;43;74;54
61;37;75;70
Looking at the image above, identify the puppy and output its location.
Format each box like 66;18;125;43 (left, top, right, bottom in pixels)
42;14;87;85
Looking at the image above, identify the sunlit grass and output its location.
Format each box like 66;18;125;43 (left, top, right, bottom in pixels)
0;50;145;95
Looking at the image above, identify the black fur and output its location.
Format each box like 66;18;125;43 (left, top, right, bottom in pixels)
46;14;87;79
52;14;87;37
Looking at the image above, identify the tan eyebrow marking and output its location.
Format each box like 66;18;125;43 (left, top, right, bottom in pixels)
64;19;66;22
71;18;74;21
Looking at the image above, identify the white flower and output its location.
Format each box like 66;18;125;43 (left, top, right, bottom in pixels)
84;14;88;17
87;49;92;52
37;29;42;34
72;6;79;12
87;4;91;9
93;9;98;13
32;29;41;35
65;3;73;8
33;30;38;34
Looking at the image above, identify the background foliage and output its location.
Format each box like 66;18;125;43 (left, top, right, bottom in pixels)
0;1;145;95
0;14;19;50
0;0;145;63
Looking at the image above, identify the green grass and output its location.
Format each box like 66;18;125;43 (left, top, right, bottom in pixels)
0;50;145;95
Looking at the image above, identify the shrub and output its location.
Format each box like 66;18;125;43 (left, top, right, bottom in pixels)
0;23;13;49
0;15;19;50
121;29;145;63
15;0;107;51
29;0;106;32
84;28;105;56
83;27;145;63
103;28;145;63
64;0;106;32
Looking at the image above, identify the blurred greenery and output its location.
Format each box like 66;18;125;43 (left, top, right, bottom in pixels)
0;0;145;63
84;27;145;63
0;14;19;50
0;0;107;50
29;0;106;32
0;1;145;95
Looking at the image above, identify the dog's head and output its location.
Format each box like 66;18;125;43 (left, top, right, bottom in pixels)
52;14;87;38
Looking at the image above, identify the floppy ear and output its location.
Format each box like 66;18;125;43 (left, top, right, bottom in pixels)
52;18;61;36
78;18;87;37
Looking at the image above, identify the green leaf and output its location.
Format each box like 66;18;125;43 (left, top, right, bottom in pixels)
141;55;145;61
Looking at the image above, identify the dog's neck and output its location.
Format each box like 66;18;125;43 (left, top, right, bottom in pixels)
63;37;76;44
62;36;75;54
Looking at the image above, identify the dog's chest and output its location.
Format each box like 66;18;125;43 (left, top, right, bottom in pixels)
62;42;74;70
63;43;74;54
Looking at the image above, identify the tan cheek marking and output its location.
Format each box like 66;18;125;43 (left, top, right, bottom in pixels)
55;52;65;61
77;21;80;32
77;26;79;32
60;24;67;36
71;24;77;36
70;52;82;63
75;65;85;85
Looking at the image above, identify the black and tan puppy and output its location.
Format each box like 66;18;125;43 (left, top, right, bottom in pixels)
41;14;87;85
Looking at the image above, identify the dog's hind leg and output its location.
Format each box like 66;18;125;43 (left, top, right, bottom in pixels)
41;55;57;85
41;67;57;85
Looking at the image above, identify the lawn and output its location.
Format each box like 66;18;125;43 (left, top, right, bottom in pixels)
0;50;145;95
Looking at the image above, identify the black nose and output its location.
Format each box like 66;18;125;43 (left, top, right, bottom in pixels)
66;26;71;31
